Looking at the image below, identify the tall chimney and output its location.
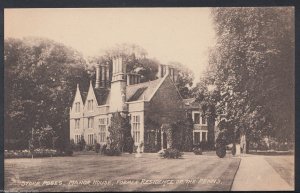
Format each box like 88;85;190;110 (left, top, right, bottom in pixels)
95;63;101;88
109;56;127;112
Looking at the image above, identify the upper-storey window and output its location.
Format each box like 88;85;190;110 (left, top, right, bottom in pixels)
75;102;80;113
88;117;94;129
87;99;93;111
193;112;200;124
202;116;206;125
75;119;80;129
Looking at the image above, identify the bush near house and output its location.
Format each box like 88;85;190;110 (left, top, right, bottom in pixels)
85;144;94;151
193;147;203;155
159;148;183;159
103;147;121;156
95;143;101;153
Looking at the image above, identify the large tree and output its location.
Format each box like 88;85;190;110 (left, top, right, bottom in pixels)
4;37;91;149
207;7;294;150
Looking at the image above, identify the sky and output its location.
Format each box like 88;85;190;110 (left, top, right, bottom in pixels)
4;8;216;83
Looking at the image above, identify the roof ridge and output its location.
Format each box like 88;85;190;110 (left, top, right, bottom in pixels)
126;78;162;87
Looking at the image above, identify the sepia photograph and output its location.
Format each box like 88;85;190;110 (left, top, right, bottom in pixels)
4;7;295;191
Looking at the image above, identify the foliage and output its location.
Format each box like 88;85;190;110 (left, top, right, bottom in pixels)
90;43;194;98
207;7;294;148
85;144;94;151
4;37;91;150
171;117;194;152
103;147;122;156
94;143;101;153
78;136;86;151
168;61;194;99
4;149;72;159
193;147;203;155
108;112;131;152
159;148;183;159
216;146;226;158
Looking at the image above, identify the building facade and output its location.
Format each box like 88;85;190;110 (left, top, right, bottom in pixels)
70;57;215;152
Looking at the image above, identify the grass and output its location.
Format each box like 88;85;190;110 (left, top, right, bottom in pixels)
5;152;241;192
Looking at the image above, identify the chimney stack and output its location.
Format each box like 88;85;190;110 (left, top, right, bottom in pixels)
95;62;110;89
127;73;141;85
156;64;178;82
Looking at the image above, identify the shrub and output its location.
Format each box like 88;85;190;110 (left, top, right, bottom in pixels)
4;149;73;158
95;143;101;153
85;144;94;151
64;142;74;156
101;144;107;154
193;147;202;155
216;146;226;158
160;148;183;159
103;148;121;156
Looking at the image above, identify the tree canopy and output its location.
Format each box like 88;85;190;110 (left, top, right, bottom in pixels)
5;37;91;149
205;7;294;144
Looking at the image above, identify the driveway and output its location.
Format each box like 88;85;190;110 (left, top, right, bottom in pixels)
231;154;294;191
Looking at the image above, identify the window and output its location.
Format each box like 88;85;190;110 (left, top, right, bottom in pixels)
75;102;80;113
75;119;80;129
88;117;94;129
75;134;81;144
99;118;106;142
194;132;200;144
132;115;141;143
88;134;94;145
193;113;200;124
202;132;207;142
87;100;93;111
201;116;207;125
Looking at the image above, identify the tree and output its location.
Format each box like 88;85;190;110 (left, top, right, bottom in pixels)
169;62;194;99
207;7;294;151
4;37;91;150
108;112;131;152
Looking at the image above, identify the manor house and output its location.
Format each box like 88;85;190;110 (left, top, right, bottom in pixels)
70;57;213;152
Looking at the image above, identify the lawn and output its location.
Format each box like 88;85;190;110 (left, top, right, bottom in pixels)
5;152;240;192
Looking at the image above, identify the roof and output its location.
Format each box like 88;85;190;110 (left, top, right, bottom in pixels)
94;88;110;105
126;78;163;102
183;98;201;109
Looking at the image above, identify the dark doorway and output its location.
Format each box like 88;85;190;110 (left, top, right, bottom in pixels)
163;132;167;149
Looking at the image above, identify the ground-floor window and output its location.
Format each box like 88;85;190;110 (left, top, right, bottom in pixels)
74;134;81;144
88;134;94;145
98;118;106;143
132;115;141;143
193;131;208;144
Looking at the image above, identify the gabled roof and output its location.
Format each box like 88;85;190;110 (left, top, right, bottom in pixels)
126;78;163;102
81;91;88;104
94;88;110;105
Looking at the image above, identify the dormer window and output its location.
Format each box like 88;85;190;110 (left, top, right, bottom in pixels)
75;102;80;113
87;100;93;111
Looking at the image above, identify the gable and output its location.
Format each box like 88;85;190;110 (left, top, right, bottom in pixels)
83;82;98;112
149;76;184;109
